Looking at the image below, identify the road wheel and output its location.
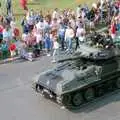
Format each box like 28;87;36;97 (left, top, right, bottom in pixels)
106;81;114;92
116;78;120;89
96;86;104;97
84;88;95;101
62;94;71;106
72;92;83;106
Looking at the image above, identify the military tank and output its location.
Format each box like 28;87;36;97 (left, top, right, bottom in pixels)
33;34;120;108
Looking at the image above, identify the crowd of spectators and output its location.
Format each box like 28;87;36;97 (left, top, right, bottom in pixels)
0;0;120;62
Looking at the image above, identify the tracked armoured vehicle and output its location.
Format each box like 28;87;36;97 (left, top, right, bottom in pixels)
33;34;120;108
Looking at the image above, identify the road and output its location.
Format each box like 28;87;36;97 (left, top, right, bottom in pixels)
0;56;120;120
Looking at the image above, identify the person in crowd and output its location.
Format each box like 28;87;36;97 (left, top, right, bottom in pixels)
20;0;28;12
6;0;12;15
52;8;59;20
3;25;12;45
104;30;113;48
51;18;59;31
21;19;30;34
44;31;51;56
35;11;43;23
35;19;44;31
76;4;81;18
34;28;43;56
18;41;33;61
115;13;120;32
25;30;36;48
27;9;35;31
75;24;86;49
69;16;76;30
65;23;75;53
58;23;66;50
110;18;117;39
1;40;9;59
0;23;4;43
9;40;16;59
52;33;59;63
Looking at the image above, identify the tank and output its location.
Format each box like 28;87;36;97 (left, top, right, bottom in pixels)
33;34;120;108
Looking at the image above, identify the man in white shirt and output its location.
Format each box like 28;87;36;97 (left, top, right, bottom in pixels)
65;23;74;52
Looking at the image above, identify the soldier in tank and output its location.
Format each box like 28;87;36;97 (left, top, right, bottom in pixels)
104;30;114;48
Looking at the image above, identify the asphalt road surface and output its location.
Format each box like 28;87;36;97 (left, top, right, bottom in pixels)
0;56;120;120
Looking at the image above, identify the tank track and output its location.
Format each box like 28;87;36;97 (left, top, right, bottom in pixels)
61;77;120;109
35;77;120;109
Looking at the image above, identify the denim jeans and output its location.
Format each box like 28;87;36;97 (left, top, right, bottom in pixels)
59;35;65;50
66;37;72;51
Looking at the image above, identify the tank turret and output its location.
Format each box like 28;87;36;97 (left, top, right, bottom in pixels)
74;31;120;60
76;44;120;60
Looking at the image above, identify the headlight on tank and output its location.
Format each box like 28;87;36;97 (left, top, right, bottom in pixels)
56;83;62;95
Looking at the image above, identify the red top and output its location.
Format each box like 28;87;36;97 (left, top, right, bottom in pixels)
20;0;27;5
0;25;4;33
9;44;16;51
20;0;27;8
111;23;116;34
13;28;20;37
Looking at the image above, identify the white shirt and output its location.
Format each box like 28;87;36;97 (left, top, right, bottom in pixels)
52;11;59;19
35;34;43;43
100;0;105;9
51;21;59;30
22;33;28;42
69;19;76;30
36;21;44;30
76;7;81;18
53;41;59;49
10;21;16;29
65;28;74;40
3;29;12;41
76;28;85;37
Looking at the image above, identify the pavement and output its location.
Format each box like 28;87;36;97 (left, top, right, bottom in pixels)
0;55;120;120
0;56;20;64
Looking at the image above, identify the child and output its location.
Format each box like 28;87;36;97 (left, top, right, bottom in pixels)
9;40;16;59
44;32;51;56
52;34;59;63
1;41;9;59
